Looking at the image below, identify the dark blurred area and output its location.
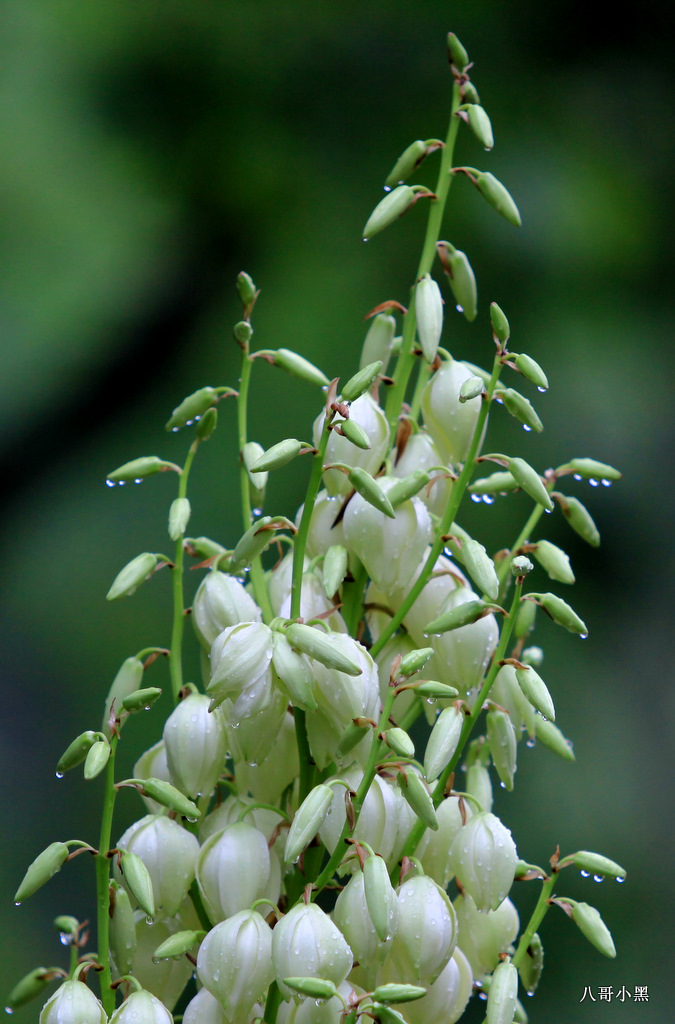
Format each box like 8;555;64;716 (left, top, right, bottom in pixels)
1;1;672;1020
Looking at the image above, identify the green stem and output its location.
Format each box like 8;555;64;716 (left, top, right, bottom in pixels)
264;981;282;1024
371;352;502;660
95;735;119;1016
169;442;197;704
384;79;463;436
511;873;556;970
237;347;274;623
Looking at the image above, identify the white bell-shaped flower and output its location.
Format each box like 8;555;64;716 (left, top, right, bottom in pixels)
454;892;519;978
417;795;473;888
272;903;353;997
267;553;346;631
296;491;346;558
208;621;273;711
448;811;518;912
196;821;281;924
182;987;228;1024
109;990;172;1024
133;741;172;815
276;981;357;1024
131;907;197;1011
197;910;275;1024
199;794;285;846
39;981;107;1024
319;768;406;873
395;947;473;1024
391;431;452;518
235;711;300;804
332;869;395;987
192;571;261;650
421;358;485;467
386;873;457;983
163;693;228;798
115;815;199;918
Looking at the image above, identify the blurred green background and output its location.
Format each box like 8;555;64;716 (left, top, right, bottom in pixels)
1;1;671;1020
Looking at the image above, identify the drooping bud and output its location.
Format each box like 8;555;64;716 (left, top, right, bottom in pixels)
119;852;155;918
461;538;499;601
196;406;217;440
506;457;553;510
448;812;518;911
192;571;261;650
120;687;162;714
454;892;519;979
490;302;510;342
337;417;372;450
196;821;280;923
84;739;111;780
342;361;383;402
333;869;394;986
556;457;621;481
527;592;588;634
39;981;107;1024
363;185;416;239
107;456;178;484
109;990;172;1024
250;438;305;473
397;769;438;830
465;762;493;812
133;778;200;819
389;873;457;983
556;493;601;547
415;275;444;363
163;693;227;798
272;903;353;996
382;727;415;758
424;599;490;634
364;853;399;942
106;552;159;600
360;314;397;373
347;467;396;518
273;348;330;386
560;850;626;881
463;105;494;150
532;539;574;584
518;932;544;995
534;717;575;760
271;631;317;710
168;497;191;541
422;358;485;467
322;544;349;600
6;967;56;1014
486;960;518;1024
515;665;555;721
486;709;518;790
561;899;616;958
398;646;435;678
153;929;205;961
115;814;199;917
102;656;144;736
285;784;335;864
197;910;274;1022
242;440;267;508
231;516;293;569
497;388;543;432
14;842;69;904
109;881;136;976
285;623;362;675
384;140;428;189
417;796;473;888
471;170;522;226
315;393;390;496
57;730;98;775
166;387;218;431
424;706;464;781
514;352;548;390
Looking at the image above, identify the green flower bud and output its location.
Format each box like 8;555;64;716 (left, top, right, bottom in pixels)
363;185;416;239
464;104;494;150
106;455;178;484
322;544;349;599
316;393;390;496
106;552;159;600
424;599;489;635
285;784;335;863
109;880;136;975
532;539;574;584
192;570;261;650
232;516;293;568
166;387;219;431
273;347;330;386
412;681;460;698
521;645;544;668
438;242;478;322
535;717;575;760
372;984;427;1004
415;275;444;363
272;903;353;996
109;989;173;1024
84;739;111;780
272;631;317;710
14;842;69;904
398;647;435;678
486;709;518;790
511;555;534;577
233;319;253;345
424;706;464;781
121;687;162;713
557;457;621;482
6;967;56;1012
384;140;428;189
514;353;549;390
117;814;199;917
338;417;372;450
168;497;191;541
364;853;399;941
422;358;485;467
196;406;218;440
490;302;510;342
250;438;304;472
515;665;555;721
285;622;362;675
119;851;155;918
236;271;257;307
513;597;536;639
335;720;371;760
382;727;415;759
562;850;626;881
447;32;469;68
284;978;338;1000
459;375;484;402
397;769;438;830
563;899;616;958
242;441;267;507
556;493;601;547
506;457;553;510
461;539;499;601
136;778;200;819
497;388;543;432
466;762;493;813
462;81;480;104
360;314;397;373
347;467;396;518
102;656;144;735
473;171;522;227
449;811;518;912
153;929;204;961
164;692;227;798
39;981;107;1024
197;821;280;922
390;873;457;983
528;591;588;634
469;470;518;496
57;731;97;775
342;360;384;403
486;960;518;1024
518;932;543;996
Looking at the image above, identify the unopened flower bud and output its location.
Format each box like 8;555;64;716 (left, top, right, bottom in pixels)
342;360;383;402
196;406;217;440
497;388;543;432
449;811;518;911
106;456;177;484
102;656;144;735
243;440;268;506
6;967;54;1013
251;438;305;473
465;762;493;812
461;539;499;600
486;960;518;1024
109;881;136;975
511;555;533;577
363;185;416;239
121;687;162;713
384;140;428;189
285;784;335;863
424;706;464;781
513;597;536;639
316;393;390;496
285;623;361;675
518;931;543;995
106;552;159;600
166;387;219;432
347;467;395;518
562;899;616;958
557;493;601;547
273;348;330;386
382;727;415;758
233;319;253;345
360;314;397;372
557;457;621;481
390;873;457;982
136;778;200;819
424;599;489;634
14;842;69;904
109;989;172;1024
490;302;510;342
372;983;427;1004
236;271;257;307
168;497;191;541
528;591;588;634
39;981;106;1024
422;358;485;467
398;647;435;678
486;709;518;790
534;717;575;760
561;850;626;880
284;978;338;999
514;352;548;390
338;417;372;451
507;457;553;510
153;929;204;961
472;170;521;227
397;769;438;830
464;104;494;150
164;692;227;798
459;375;484;402
57;730;98;775
417;796;472;887
231;516;293;569
364;853;399;942
515;665;555;721
322;544;349;600
84;739;111;780
272;903;353;996
416;275;444;363
119;851;155;917
469;470;518;496
532;539;574;584
447;32;469;68
116;814;198;917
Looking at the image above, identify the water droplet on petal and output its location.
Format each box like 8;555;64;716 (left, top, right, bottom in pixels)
55;771;64;779
537;386;546;393
589;478;599;487
471;493;482;503
482;494;495;505
616;876;625;883
601;478;612;487
593;874;604;883
523;424;532;432
145;915;154;926
106;479;116;488
580;869;590;877
526;737;536;748
579;633;588;640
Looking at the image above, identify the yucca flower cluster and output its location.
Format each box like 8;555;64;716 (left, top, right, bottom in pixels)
8;31;625;1024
